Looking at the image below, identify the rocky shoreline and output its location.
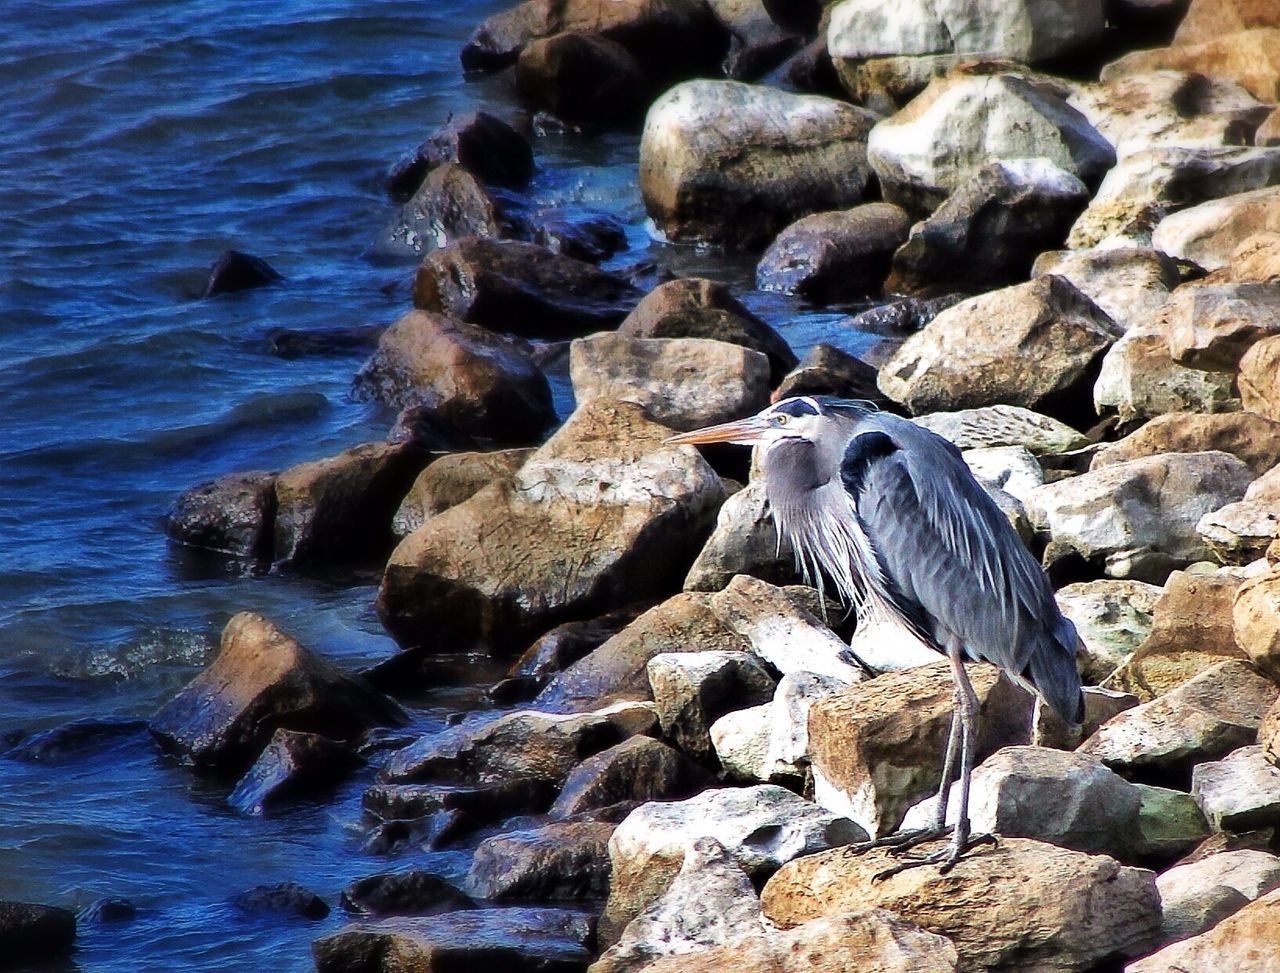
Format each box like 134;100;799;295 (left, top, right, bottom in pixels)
9;0;1280;969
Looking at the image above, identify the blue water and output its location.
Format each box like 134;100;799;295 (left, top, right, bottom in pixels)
0;3;878;970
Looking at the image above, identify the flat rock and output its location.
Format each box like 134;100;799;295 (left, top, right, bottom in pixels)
340;870;475;917
682;481;801;593
413;238;642;339
1093;411;1280;476
392;448;532;537
149;612;405;772
599;784;865;947
1127;887;1280;973
228;728;361;815
1024;451;1254;583
569;334;771;433
1199;499;1280;565
1193;745;1280;832
467;820;616;902
1031;247;1180;330
639;80;876;248
0;901;76;968
878;275;1122;423
761;837;1161;973
1055;579;1161;684
1151;185;1280;270
550;735;710;818
911;404;1089;454
1233;569;1280;682
1156;848;1280;942
165;470;277;561
806;661;1034;838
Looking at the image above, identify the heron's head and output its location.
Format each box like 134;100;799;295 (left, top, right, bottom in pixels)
666;395;874;450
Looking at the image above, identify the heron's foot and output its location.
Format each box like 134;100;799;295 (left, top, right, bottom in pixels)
871;831;998;882
844;825;954;857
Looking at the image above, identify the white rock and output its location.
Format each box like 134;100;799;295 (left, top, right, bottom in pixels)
1197;499;1280;566
845;612;940;672
1157;849;1280;943
1152;185;1280;270
1192;745;1280;832
962;445;1044;503
710;703;773;783
1055;579;1162;683
765;670;849;774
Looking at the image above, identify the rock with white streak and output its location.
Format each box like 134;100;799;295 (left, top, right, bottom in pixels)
1126;887;1280;973
1055;580;1161;684
1152;185;1280;270
1024;451;1253;583
1031;247;1180;330
1156;849;1280;943
647;651;777;763
1192;745;1280;832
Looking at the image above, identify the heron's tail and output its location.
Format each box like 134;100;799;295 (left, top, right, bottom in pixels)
1029;615;1086;725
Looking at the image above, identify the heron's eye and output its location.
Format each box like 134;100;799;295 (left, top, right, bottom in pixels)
774;414;788;425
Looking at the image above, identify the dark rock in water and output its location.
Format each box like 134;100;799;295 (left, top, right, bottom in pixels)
202;249;282;297
516;32;650;128
228;728;363;815
77;898;137;924
380;163;523;259
467;820;616;902
385;111;533;201
232;882;329;920
767;35;844;96
361;811;469;855
312;907;594;973
264;324;382;359
618;277;797;386
165;471;277;562
0;900;76;966
412;239;643;340
511;606;648;683
533;211;628;264
773;343;898;410
756;202;912;302
386;406;469;452
486;675;545;705
273;440;430;569
845;295;964;334
4;716;147;763
550;735;711;818
341;870;475;917
149;611;406;772
362;779;560;825
351;310;556;447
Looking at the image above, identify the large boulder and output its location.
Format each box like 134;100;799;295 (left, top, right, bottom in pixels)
149;612;405;771
1240;334;1280;420
1127;887;1280;973
877;275;1122;422
1155;848;1280;943
888;159;1089;294
568;334;771;433
772;343;892;407
0;901;76;968
377;399;724;651
515;32;650;128
1234;569;1280;682
466;819;616;901
682;481;800;593
762;838;1162;973
1093;324;1240;422
392;448;533;537
1174;0;1280;45
1151;185;1280;270
1024;451;1254;582
352;310;555;445
806;661;1034;838
1101;28;1280;103
550;735;710;818
866;68;1115;215
1162;282;1280;372
639;80;876;248
412;238;643;339
1091;411;1280;476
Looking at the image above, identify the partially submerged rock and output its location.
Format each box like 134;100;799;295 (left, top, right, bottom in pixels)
467;819;616;902
228;728;362;815
165;470;277;561
385;111;533;201
0;901;76;968
756;202;910;300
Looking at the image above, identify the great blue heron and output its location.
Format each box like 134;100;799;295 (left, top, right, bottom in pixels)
668;395;1084;874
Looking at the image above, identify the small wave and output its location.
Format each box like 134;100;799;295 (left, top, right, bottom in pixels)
50;626;214;683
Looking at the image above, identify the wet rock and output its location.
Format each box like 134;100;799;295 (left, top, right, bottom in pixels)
599;784;865;947
76;898;137;925
900;746;1144;860
844;294;962;335
341;870;474;918
232;882;328;919
617;277;796;386
771;343;887;406
378;399;722;652
682;481;800;593
149;612;405;772
1127;886;1280;973
516;32;649;128
512;607;645;684
533;210;627;264
877;275;1122;422
756;202;910;301
3;716;148;764
639;80;876;249
166;470;277;561
380;163;513;258
550;735;710;818
392;448;532;537
1234;569;1280;682
385;111;533;201
1081;660;1279;777
467;820;615;901
806;661;1034;837
911;403;1089;454
710;0;803;81
1193;745;1280;833
1102;28;1280;103
1151;184;1280;270
1025;451;1253;582
272;440;429;569
568;334;771;433
1162;281;1280;372
312;907;594;973
889;159;1088;294
0;901;76;967
1102;569;1250;700
203;249;281;297
866;68;1114;216
385;405;468;452
761;837;1161;973
1055;580;1161;683
1156;848;1280;942
362;779;560;836
1031;247;1180;330
412;238;643;340
1093;324;1240;422
228;728;361;815
1241;334;1280;421
647;650;776;762
1093;411;1280;476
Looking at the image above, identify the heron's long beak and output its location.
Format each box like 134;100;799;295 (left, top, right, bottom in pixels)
665;414;770;446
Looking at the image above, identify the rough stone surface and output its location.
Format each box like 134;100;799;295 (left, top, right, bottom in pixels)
912;404;1089;454
379;162;511;258
1101;28;1280;103
392;448;532;537
1240;334;1280;421
762;837;1162;973
466;820;616;902
1133;783;1212;859
550;735;710;818
1192;745;1280;832
807;661;1035;837
1156;849;1280;942
646;650;776;763
709;703;774;783
1093;324;1241;422
1234;569;1280;682
1093;411;1280;476
772;343;892;408
569;334;771;433
1199;499;1280;565
1127;887;1280;973
385;111;533;201
878;275;1122;422
1151;185;1280;270
515;32;650;128
149;612;404;772
1164;282;1280;372
639;80;876;249
1262;695;1280;767
340;870;474;918
1056;579;1161;684
1031;247;1180;330
166;470;277;561
1024;451;1254;583
683;481;800;593
228;728;361;815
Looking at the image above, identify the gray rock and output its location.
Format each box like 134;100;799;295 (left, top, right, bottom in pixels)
1132;783;1211;859
683;482;801;593
550;735;711;819
340;870;474;918
1055;580;1162;684
1157;849;1280;942
165;470;276;561
466;820;616;902
912;404;1089;454
1193;745;1280;832
647;650;776;763
1031;247;1180;331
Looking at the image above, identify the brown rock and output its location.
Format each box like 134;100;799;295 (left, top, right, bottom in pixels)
1174;0;1280;45
149;612;406;771
228;728;362;815
165;470;276;561
1240;334;1280;421
353;310;555;445
773;344;892;407
515;31;650;127
273;441;429;568
381;162;510;258
1093;327;1241;422
807;661;1034;837
1259;106;1280;146
550;735;710;818
392;448;533;537
761;838;1162;973
1152;185;1280;270
1164;282;1280;372
1102;29;1280;102
1031;247;1180;331
1234;569;1280;681
1092;412;1280;477
1128;886;1280;973
384;111;533;201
